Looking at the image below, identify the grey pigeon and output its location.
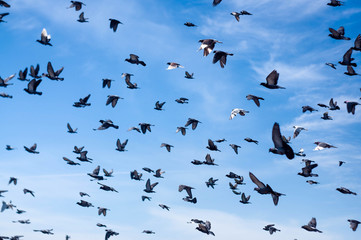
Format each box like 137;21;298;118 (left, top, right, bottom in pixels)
336;187;357;195
139;123;153;134
212;0;222;6
159;204;170;211
68;1;85;11
102;78;113;88
327;0;343;6
184;71;194;79
246;95;264;107
98;182;118;192
206;139;220;152
213;50;233;68
239;192;251;204
184;22;197;27
229;144;241;154
328;26;350;40
24;79;42;95
329;98;340;110
302;105;318;113
249;172;285;206
244;137;258;144
321;112;332;120
344;101;360;114
109;18;122;32
302;217;322;233
261;70;285;89
263;224;280;235
348;219;360;231
76;151;92;163
144;179;158;193
29;64;41;78
185;118;201;130
73;94;91;107
154;101;166;110
125;54;146;66
344;65;359;76
77;12;88;22
205;177;218;189
115;139;128;152
269;122;294;159
325;62;337;69
176;127;187;135
63;157;80;166
153;169;165;178
106;95;123;108
42;62;64;80
339;48;357;67
94;120;119;130
67;123;77;133
24;144;39;154
17;67;29;81
196;221;215;236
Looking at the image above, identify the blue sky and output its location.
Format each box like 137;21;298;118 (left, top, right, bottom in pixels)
1;0;361;239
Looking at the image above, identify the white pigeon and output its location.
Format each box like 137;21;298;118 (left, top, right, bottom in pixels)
229;108;249;120
293;126;307;139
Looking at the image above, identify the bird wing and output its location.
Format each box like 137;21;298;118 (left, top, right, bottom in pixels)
208;139;216;149
130;54;138;61
30;143;37;151
343;48;352;62
337;26;345;35
55;67;64;76
266;70;279;85
354;34;361;49
47;62;55;77
111;97;118;108
329;27;340;37
41;28;49;42
4;74;15;82
150;182;158;189
106;96;114;106
347;65;356;74
212;51;222;64
293;127;301;138
272;122;283;149
205;221;212;230
253;97;261;107
308;217;317;228
185;187;193;198
67;123;73;132
122;139;128;147
145;179;151;190
93;165;100;175
213;0;222;6
249;172;266;188
83;94;91;103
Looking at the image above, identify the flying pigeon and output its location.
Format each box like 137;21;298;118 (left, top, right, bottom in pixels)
68;1;85;11
246;95;264;107
36;28;52;46
198;39;222;57
213;50;233;68
269;122;294;159
109;18;122;32
77;12;88;22
261;70;285;89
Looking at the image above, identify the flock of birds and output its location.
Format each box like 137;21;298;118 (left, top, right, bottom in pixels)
1;0;361;239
